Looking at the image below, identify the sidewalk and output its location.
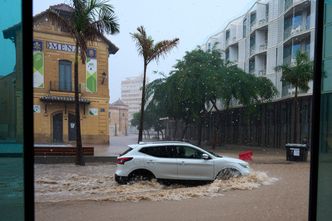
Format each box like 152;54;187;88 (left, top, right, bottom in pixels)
91;134;138;156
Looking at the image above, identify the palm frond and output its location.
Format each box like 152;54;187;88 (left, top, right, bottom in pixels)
148;38;179;64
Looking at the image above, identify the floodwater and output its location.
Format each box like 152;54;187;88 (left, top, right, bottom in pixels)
35;164;278;203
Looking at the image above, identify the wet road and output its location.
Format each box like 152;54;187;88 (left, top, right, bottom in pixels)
35;161;310;221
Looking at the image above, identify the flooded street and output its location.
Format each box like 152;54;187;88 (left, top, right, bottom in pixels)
35;164;277;203
35;161;310;221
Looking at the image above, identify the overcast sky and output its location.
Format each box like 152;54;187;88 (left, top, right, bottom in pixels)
33;0;256;102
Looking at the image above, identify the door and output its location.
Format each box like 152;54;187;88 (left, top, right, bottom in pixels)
53;113;63;143
177;145;214;180
68;113;76;141
139;146;178;179
59;60;72;91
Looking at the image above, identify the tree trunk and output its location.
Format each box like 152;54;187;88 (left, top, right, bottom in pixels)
138;64;147;143
75;43;84;166
293;86;299;143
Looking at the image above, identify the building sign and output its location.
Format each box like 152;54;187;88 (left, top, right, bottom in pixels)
33;40;44;88
46;41;77;53
89;108;98;116
86;48;97;93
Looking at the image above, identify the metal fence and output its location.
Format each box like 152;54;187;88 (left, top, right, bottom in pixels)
165;95;312;149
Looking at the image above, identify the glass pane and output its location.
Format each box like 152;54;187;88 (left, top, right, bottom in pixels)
0;0;24;220
317;0;332;220
324;25;332;58
326;2;332;24
323;59;332;93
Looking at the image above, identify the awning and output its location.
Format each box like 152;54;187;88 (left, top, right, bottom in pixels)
40;95;90;104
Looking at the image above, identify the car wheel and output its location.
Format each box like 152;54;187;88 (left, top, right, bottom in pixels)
128;170;155;183
217;168;241;180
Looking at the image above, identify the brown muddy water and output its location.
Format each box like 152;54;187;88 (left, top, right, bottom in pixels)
34;164;278;203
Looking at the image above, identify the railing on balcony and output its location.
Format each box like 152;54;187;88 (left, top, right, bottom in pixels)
284;24;310;40
285;0;309;12
49;81;81;93
257;18;268;28
250;23;257;32
258;70;266;76
225;39;229;47
229;36;237;45
259;43;267;52
250;47;256;56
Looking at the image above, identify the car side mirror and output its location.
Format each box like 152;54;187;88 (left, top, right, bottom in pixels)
202;153;209;160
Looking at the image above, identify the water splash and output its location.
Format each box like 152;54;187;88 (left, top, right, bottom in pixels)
35;165;277;203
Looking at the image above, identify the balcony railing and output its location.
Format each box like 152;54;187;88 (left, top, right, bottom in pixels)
250;47;256;56
258;70;266;76
250;23;257;32
257;18;268;28
259;43;267;52
284;24;310;40
49;81;82;93
285;0;309;12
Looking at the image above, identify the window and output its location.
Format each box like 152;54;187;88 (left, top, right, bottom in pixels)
177;146;204;159
140;146;177;158
225;29;230;42
58;60;72;91
250;11;256;27
243;18;247;38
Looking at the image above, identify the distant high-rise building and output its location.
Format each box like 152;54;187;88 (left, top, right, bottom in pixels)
204;0;315;97
121;74;148;127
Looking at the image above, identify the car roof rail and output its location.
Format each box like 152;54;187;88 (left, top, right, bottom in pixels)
138;141;187;145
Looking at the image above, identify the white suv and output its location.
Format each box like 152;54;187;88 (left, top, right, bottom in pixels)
115;141;250;184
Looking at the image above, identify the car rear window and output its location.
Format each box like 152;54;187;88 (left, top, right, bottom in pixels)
119;147;133;156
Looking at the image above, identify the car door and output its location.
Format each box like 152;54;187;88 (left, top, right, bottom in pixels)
140;146;178;179
176;145;214;180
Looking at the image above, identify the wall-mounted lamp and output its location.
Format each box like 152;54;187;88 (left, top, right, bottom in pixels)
101;72;107;85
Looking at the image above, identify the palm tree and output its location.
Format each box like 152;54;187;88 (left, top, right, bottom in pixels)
47;0;119;165
131;26;179;143
276;51;313;143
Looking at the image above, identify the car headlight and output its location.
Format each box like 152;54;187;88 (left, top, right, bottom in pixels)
239;163;249;169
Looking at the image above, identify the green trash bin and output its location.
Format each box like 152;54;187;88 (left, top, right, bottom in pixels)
285;143;309;161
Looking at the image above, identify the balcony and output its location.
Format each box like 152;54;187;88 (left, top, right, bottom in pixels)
258;70;266;76
259;43;267;53
257;18;268;30
250;47;256;56
250;23;257;32
49;81;82;93
285;0;310;13
228;36;237;46
284;24;310;41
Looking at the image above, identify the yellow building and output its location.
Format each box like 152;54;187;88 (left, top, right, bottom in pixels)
109;99;128;136
31;4;118;144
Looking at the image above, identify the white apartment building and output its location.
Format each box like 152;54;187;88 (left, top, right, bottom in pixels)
204;0;315;97
121;74;148;126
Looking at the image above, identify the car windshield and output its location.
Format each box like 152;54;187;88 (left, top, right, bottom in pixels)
207;150;222;158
